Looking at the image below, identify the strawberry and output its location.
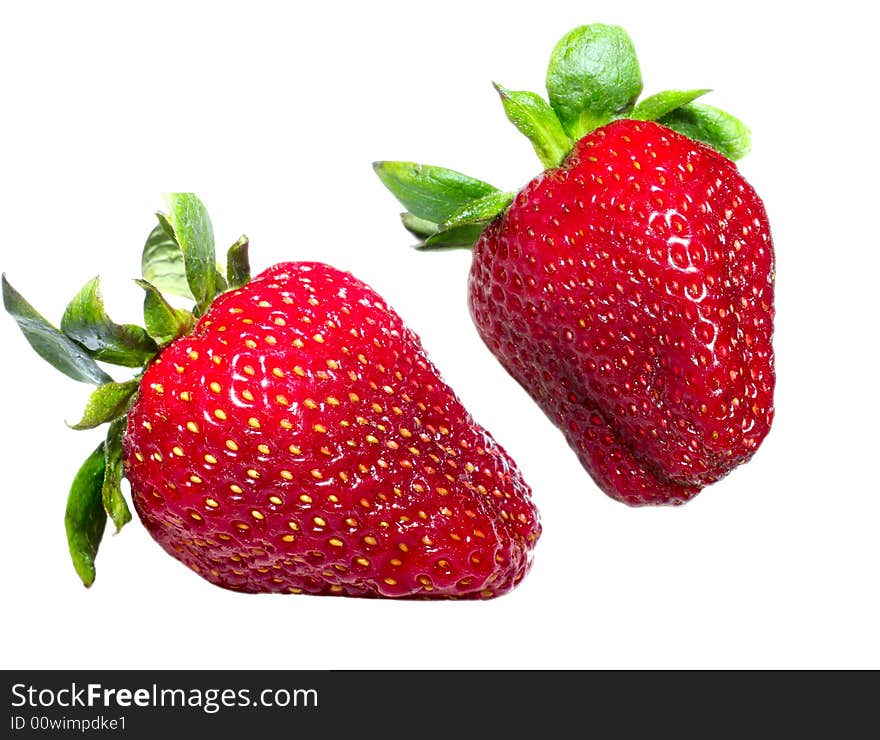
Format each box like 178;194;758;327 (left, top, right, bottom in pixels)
3;195;539;595
375;24;775;505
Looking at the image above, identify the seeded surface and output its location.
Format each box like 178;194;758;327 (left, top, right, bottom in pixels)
124;262;539;597
469;120;775;505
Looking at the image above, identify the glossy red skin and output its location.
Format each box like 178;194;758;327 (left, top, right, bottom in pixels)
469;120;775;505
124;262;540;597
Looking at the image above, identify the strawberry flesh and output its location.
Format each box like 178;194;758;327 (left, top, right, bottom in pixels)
468;120;775;505
124;262;540;597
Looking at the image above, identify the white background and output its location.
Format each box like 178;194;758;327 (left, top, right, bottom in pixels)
1;0;877;670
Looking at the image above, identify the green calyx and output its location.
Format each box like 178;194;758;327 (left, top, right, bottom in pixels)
2;193;250;587
375;23;754;249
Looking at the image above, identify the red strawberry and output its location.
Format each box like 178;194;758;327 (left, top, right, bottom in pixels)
375;24;775;505
3;195;539;595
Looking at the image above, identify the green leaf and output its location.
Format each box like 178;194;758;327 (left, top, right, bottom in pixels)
630;89;711;121
419;223;488;250
135;279;195;344
156;212;176;239
68;379;139;430
65;443;108;587
401;212;439;239
61;277;158;368
2;274;113;385
163;193;217;314
546;24;643;140
373;162;499;224
493;83;571;168
102;418;132;532
214;268;228;295
141;221;194;300
226;235;250;289
440;191;514;230
659;102;752;161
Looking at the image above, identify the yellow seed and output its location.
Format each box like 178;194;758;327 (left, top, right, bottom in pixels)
258;300;271;308
205;498;219;508
243;365;255;376
257;443;270;455
326;359;339;370
248;417;261;429
269;495;283;505
134;452;144;462
241;389;254;402
281;534;295;542
356;557;370;567
292;338;305;349
211;355;222;365
247;469;260;479
288;521;300;531
226;439;239;451
209;381;222;393
190;512;203;521
274;317;286;326
179;391;191;401
364;535;378;546
280;419;293;429
299;494;313;503
304;398;318;409
230;484;243;494
312;334;325;343
265;335;277;346
384;577;397;586
289;444;302;455
171;447;183;457
214;409;227;420
313;516;327;527
359;498;370;508
329;538;344;548
188;350;199;360
390;558;402;567
327;396;340;406
400;428;412;438
348;392;360;402
310;469;322;479
251;510;264;520
280;470;293;480
328;494;339;503
314;423;327;433
204;454;217;464
338;472;349;483
245;339;257;349
275;394;290;407
186;421;199;433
